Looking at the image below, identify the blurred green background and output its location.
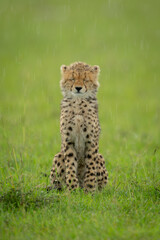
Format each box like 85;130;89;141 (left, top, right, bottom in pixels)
0;0;160;239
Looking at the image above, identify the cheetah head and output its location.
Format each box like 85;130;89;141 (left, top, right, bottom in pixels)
60;62;100;98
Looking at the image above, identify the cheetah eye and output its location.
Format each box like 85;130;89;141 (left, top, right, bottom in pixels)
84;79;89;82
69;78;75;81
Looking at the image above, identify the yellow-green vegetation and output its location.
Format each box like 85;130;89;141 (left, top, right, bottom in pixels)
0;0;160;239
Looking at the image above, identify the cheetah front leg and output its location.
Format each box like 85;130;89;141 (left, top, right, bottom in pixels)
50;152;65;190
64;144;79;191
96;154;108;190
84;142;97;192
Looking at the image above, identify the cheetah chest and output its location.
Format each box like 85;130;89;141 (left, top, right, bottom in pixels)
72;115;85;159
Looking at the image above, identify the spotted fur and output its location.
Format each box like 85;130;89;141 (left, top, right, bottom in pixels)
50;62;108;192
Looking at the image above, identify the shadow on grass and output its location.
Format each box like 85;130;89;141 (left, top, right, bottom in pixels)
0;184;61;211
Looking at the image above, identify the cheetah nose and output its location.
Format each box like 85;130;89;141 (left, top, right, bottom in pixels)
75;87;82;92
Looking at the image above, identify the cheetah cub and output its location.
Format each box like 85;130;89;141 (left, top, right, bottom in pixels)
50;62;108;192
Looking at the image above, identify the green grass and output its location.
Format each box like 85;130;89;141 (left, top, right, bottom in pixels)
0;0;160;239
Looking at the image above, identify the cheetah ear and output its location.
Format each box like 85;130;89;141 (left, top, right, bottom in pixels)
93;65;100;74
60;65;68;74
92;66;100;80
